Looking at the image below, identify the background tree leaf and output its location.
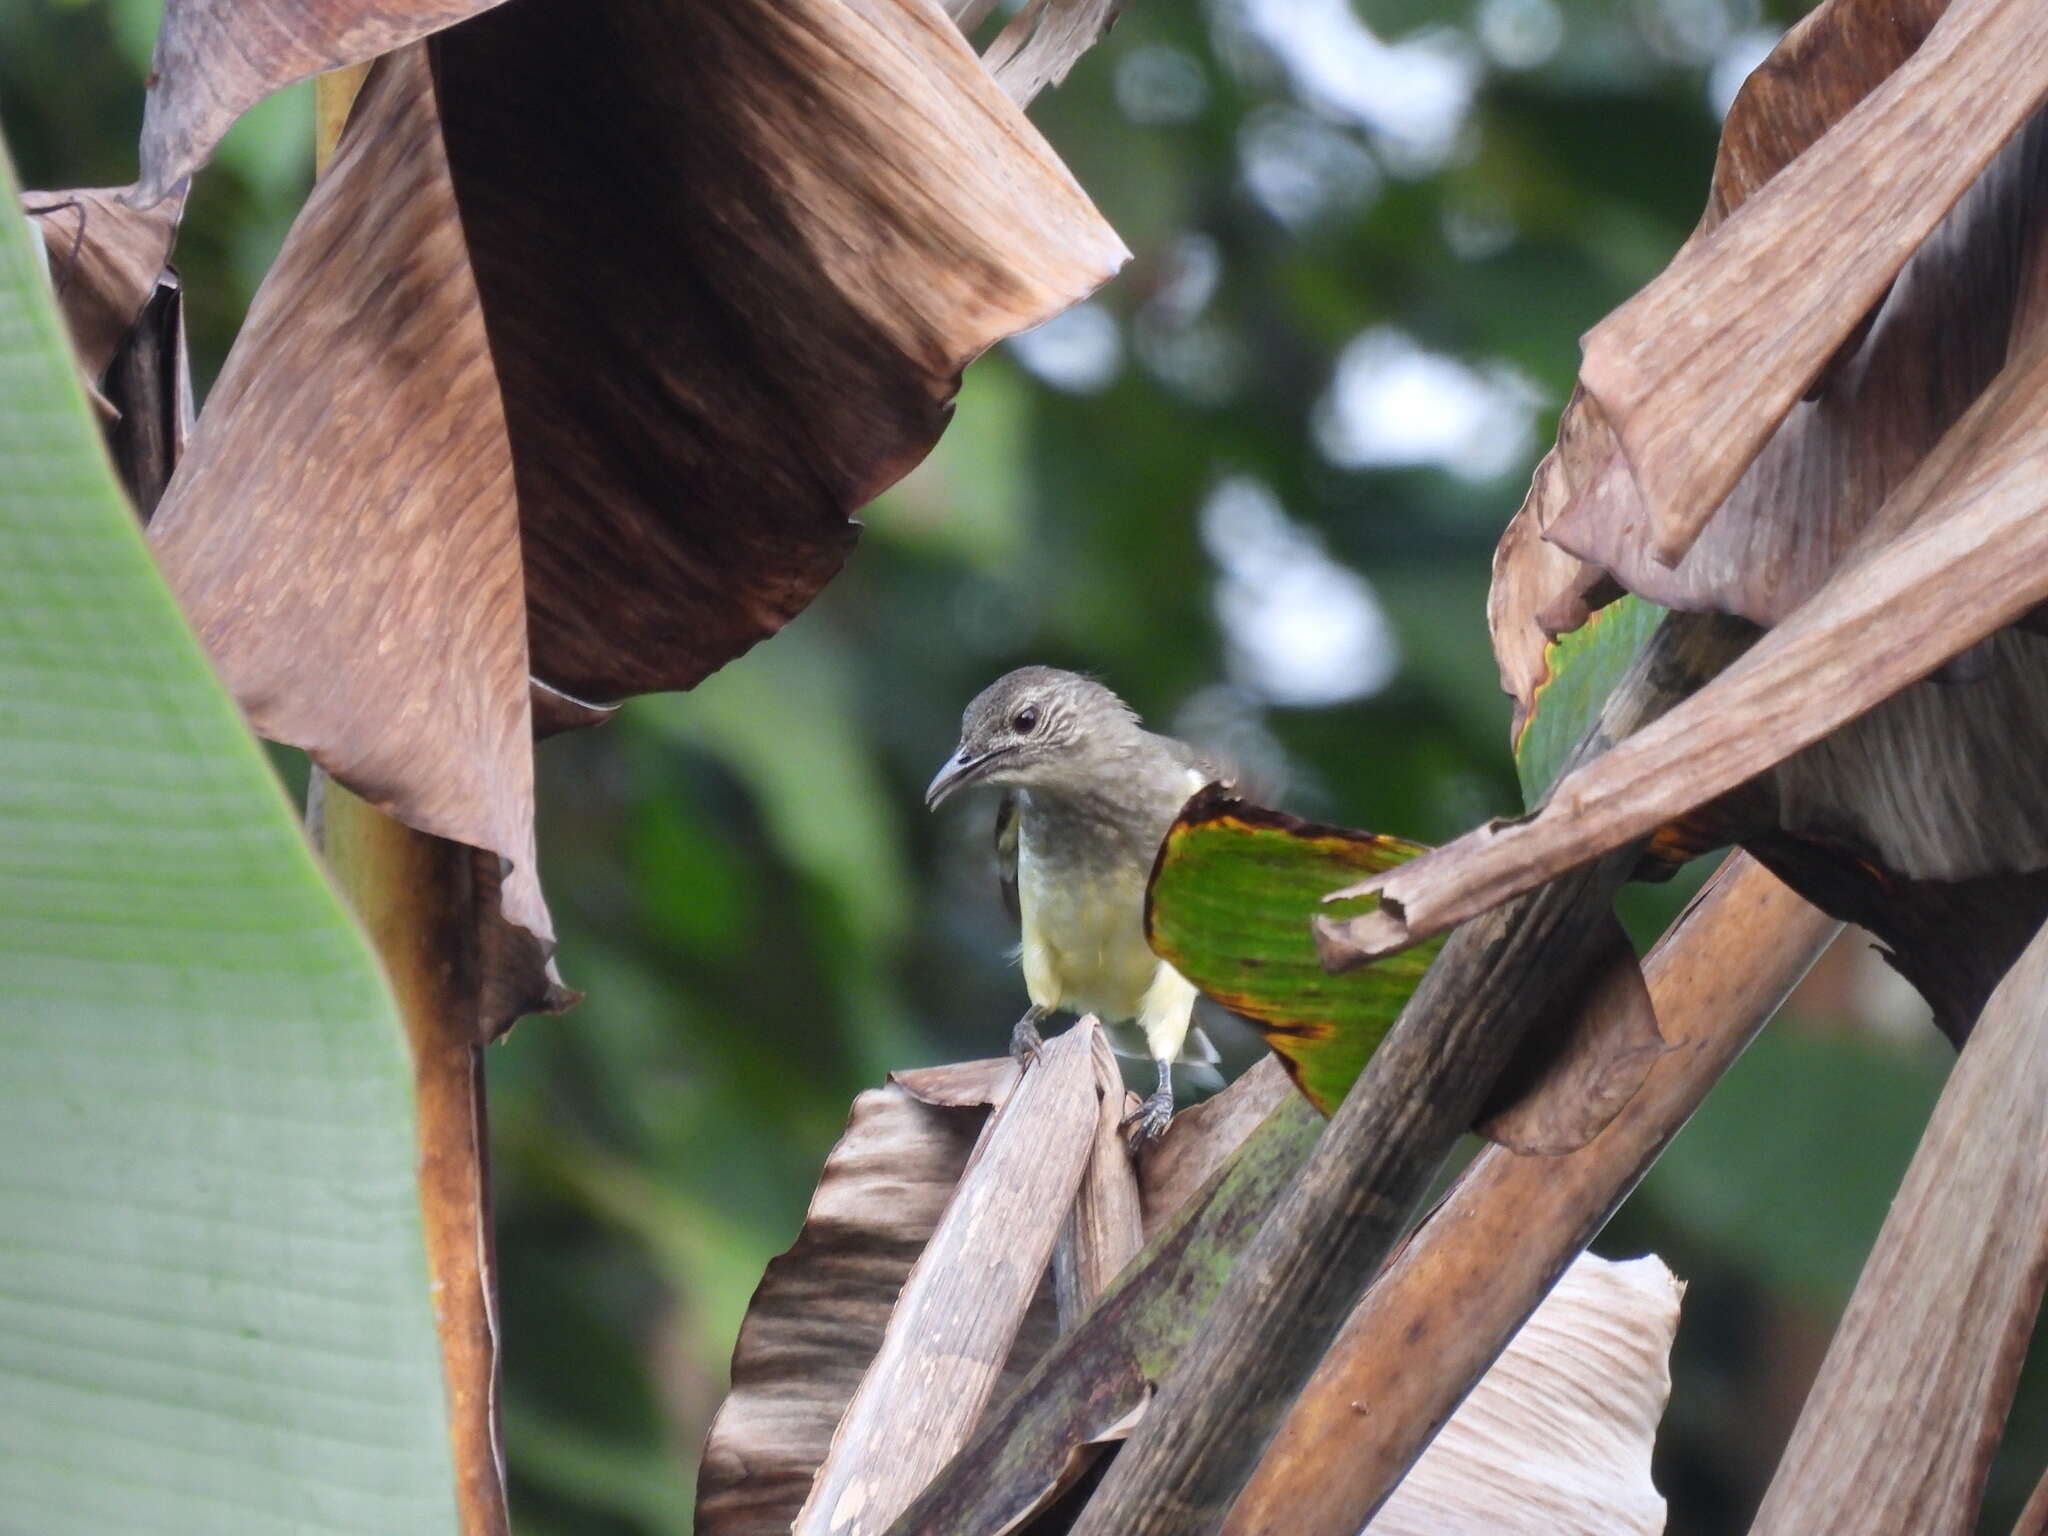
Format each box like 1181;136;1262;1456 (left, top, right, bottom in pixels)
0;134;457;1534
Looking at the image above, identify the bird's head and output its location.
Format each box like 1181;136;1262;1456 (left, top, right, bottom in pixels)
925;666;1142;809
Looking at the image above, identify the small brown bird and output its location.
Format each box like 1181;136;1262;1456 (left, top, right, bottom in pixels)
925;667;1224;1143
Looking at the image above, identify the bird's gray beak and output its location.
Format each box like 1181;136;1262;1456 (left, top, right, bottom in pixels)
925;747;987;810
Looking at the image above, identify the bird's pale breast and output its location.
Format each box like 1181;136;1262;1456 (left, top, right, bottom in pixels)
1016;836;1158;1023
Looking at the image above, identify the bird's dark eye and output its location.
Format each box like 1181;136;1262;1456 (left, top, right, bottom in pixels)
1013;706;1040;734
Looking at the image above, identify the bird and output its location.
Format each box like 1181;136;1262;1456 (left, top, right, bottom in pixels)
925;666;1224;1146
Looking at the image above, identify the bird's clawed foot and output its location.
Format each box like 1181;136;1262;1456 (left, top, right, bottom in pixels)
1121;1089;1175;1153
1010;1005;1048;1064
1123;1059;1176;1152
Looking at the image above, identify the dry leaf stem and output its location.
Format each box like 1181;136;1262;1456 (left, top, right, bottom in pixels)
315;780;507;1536
795;1023;1104;1536
1225;854;1837;1536
1752;914;2048;1534
307;69;507;1536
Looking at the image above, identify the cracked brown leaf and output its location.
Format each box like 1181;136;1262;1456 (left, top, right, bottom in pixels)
148;1;1125;1028
981;0;1127;106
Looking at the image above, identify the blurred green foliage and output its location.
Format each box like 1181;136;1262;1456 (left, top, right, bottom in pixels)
5;0;2035;1530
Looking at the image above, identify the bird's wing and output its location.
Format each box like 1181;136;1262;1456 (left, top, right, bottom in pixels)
1164;734;1238;794
995;789;1020;925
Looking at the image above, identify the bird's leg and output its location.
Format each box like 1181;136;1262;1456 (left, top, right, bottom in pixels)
1122;1059;1175;1151
1011;1004;1049;1064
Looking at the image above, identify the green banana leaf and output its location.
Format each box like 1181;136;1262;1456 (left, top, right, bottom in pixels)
1149;584;1664;1114
1145;787;1441;1114
0;143;457;1533
1512;592;1667;807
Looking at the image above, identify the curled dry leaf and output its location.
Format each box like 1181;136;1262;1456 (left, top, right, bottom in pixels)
1578;0;2048;569
1490;0;1945;723
138;0;514;198
1323;312;2048;974
1366;1254;1681;1536
21;186;183;383
433;0;1124;703
148;48;552;1024
150;1;1125;1027
1753;909;2048;1534
1477;922;1665;1157
695;1056;1049;1536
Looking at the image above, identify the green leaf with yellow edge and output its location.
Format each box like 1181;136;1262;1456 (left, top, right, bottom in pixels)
1513;593;1666;807
1145;786;1442;1115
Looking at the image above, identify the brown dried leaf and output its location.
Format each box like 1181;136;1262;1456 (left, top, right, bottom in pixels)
150;1;1125;1027
1578;0;2048;568
1752;911;2048;1533
1366;1254;1681;1536
696;1060;1049;1536
1478;919;1666;1157
22;186;183;383
981;0;1127;106
1488;27;2048;1034
1552;95;2048;627
1489;0;1943;719
138;0;512;197
1323;317;2048;966
433;0;1124;704
793;1023;1102;1536
147;48;551;1023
